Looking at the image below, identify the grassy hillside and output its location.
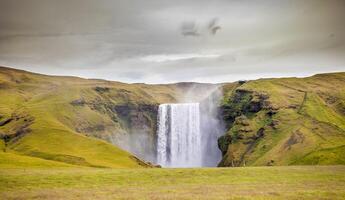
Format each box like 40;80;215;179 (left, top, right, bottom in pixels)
0;66;220;168
1;66;344;168
0;66;192;168
1;166;344;199
219;72;345;166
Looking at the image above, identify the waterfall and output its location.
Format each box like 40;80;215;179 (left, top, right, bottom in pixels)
156;103;202;167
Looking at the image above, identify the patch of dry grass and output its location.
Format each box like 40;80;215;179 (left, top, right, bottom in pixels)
1;166;345;199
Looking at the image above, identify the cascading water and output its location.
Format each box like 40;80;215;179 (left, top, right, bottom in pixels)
156;103;202;167
156;88;224;168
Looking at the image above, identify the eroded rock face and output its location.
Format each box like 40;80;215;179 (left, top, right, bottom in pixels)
221;89;270;126
218;88;278;167
115;104;159;163
70;99;86;106
73;97;159;163
283;130;305;150
218;134;231;156
0;112;34;147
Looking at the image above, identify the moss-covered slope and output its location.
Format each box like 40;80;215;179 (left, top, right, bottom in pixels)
219;72;345;166
0;66;192;168
1;66;344;168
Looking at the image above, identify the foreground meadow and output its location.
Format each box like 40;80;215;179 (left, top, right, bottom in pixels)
1;165;345;200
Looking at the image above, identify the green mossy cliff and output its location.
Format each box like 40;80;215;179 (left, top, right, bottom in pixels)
0;66;344;168
0;66;218;168
0;66;181;168
218;73;345;166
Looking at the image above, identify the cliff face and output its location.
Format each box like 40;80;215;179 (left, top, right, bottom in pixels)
218;88;277;166
1;66;345;168
0;66;219;166
0;66;181;167
67;83;221;163
218;73;345;166
71;92;161;163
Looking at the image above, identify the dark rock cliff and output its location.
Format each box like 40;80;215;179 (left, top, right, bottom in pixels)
70;94;160;163
218;87;278;167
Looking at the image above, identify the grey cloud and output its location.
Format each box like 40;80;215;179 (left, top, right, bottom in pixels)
181;21;200;37
180;18;222;37
208;18;221;35
0;0;344;83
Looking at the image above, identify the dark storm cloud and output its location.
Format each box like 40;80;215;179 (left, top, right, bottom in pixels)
0;0;345;83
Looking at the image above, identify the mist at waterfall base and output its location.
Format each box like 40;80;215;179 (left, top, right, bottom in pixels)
109;126;157;164
111;84;225;168
157;86;224;168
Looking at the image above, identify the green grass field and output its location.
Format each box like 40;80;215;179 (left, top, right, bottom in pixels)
1;67;345;199
1;166;345;200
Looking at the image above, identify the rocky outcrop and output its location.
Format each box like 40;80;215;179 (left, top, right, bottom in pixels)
70;98;86;106
0;113;34;148
111;103;159;162
221;89;271;126
283;130;305;150
218;88;278;167
113;103;158;135
70;92;160;163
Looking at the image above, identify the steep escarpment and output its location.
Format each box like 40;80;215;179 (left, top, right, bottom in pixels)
68;87;165;162
0;66;180;168
218;88;274;165
1;66;344;168
65;82;220;162
218;73;345;166
0;66;219;167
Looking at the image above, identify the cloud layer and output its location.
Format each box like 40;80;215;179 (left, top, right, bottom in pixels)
0;0;344;83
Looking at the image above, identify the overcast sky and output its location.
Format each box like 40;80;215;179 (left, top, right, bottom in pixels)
0;0;344;83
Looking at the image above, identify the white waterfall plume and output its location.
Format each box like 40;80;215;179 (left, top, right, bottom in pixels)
156;103;202;167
